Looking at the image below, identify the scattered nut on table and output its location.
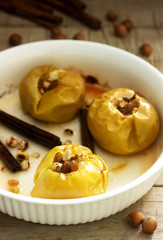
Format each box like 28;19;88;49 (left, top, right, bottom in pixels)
126;211;145;227
121;19;133;31
106;11;118;22
9;33;22;46
140;43;152;56
114;24;127;37
142;216;157;234
53;33;67;40
51;26;62;38
73;33;85;40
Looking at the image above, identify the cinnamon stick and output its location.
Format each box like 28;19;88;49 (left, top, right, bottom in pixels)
0;141;21;173
39;0;101;30
0;1;62;28
26;0;54;13
60;0;86;10
79;108;94;152
0;110;62;149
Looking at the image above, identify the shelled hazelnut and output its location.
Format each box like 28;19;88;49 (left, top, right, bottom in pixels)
64;128;73;135
140;43;152;57
8;179;19;187
53;33;66;40
121;19;133;31
126;211;157;234
18;139;28;150
16;150;29;162
9;33;22;46
20;160;30;171
6;136;18;147
51;26;62;38
73;33;85;40
63;140;72;145
126;211;145;227
114;24;127;37
142;217;157;234
106;11;118;22
31;152;40;158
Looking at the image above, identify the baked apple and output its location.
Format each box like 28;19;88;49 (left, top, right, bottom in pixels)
19;65;85;123
31;144;108;199
87;88;160;155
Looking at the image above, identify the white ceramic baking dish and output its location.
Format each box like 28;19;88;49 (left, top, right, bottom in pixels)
0;40;162;225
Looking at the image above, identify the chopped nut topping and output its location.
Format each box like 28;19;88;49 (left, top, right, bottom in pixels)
31;152;40;158
64;128;73;135
85;99;93;107
54;152;63;162
16;150;29;162
71;160;79;172
63;139;72;145
61;160;71;173
1;166;7;172
115;95;139;115
6;136;18;147
9;186;20;194
85;75;98;84
63;149;72;161
38;72;59;94
51;162;62;172
71;154;78;160
52;152;79;173
18;139;28;150
8;179;19;187
20;160;30;170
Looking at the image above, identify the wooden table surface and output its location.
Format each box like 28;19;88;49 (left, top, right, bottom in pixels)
0;0;163;239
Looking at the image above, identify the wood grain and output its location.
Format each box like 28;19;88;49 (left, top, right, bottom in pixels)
0;0;163;239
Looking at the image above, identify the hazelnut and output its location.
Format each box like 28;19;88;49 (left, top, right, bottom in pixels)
106;11;118;22
71;160;79;172
142;216;157;234
9;33;22;46
61;160;71;173
140;43;152;57
85;75;98;84
53;34;66;40
51;162;62;172
6;136;18;147
16;150;29;162
63;140;72;145
63;149;72;161
64;128;73;135
8;179;19;187
122;19;133;31
20;160;30;171
1;166;7;172
126;211;145;227
9;186;20;194
31;152;40;158
51;26;62;38
18;139;28;150
54;152;63;162
73;33;85;40
114;24;127;37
